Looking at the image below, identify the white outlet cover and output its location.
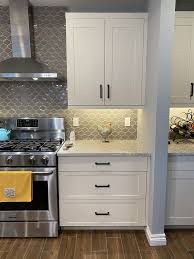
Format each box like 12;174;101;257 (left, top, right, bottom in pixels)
73;117;79;127
125;117;131;127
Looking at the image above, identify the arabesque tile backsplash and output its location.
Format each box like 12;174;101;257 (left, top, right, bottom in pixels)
0;6;137;140
64;109;137;140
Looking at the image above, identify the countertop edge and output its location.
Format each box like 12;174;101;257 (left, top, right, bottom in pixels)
168;152;194;156
57;152;151;157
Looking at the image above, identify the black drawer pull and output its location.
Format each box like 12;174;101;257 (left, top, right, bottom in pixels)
95;212;110;216
95;162;110;166
107;84;110;99
95;184;110;188
190;83;194;100
100;84;103;99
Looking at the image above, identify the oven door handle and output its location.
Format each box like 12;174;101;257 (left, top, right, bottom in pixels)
32;170;54;176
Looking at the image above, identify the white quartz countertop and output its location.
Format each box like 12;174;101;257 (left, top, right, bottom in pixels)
168;141;194;156
57;140;150;157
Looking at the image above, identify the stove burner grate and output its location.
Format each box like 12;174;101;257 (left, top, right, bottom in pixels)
0;140;62;152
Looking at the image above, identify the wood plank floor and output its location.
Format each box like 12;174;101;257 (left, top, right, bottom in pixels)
0;230;194;259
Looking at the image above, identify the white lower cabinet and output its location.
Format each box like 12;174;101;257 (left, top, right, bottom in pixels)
58;172;146;198
58;156;148;172
58;155;148;227
59;199;145;227
166;156;194;225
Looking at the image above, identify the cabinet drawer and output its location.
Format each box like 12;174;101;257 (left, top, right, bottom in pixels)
58;156;148;172
59;199;146;227
168;156;194;171
58;172;146;198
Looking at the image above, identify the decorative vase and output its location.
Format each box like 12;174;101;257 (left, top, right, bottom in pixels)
97;122;112;142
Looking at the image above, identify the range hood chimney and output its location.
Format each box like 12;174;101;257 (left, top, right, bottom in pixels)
0;0;58;81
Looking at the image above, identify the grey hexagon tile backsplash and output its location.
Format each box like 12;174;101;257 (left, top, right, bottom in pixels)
64;109;137;140
0;6;137;140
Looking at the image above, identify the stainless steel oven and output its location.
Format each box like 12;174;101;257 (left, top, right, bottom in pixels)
0;117;65;237
0;167;58;237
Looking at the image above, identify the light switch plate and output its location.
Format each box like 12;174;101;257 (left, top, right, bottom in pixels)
73;117;79;127
125;117;131;127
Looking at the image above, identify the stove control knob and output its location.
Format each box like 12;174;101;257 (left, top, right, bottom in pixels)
29;155;35;165
6;156;13;165
41;156;49;165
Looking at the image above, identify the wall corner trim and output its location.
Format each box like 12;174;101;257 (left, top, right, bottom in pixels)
145;227;167;246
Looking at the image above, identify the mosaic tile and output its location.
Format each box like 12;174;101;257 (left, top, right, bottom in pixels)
64;109;137;140
0;7;137;140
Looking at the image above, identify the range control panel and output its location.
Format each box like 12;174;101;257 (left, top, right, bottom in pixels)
17;119;39;128
0;154;56;167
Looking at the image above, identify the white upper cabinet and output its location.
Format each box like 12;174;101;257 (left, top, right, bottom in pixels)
171;13;194;105
66;13;147;108
105;19;146;106
66;18;105;106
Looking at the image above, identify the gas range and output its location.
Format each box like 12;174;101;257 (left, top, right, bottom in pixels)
0;139;63;152
0;118;65;238
0;118;65;168
0;139;63;167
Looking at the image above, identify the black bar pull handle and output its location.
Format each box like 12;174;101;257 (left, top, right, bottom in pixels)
95;162;111;166
190;83;194;100
95;212;110;216
107;84;110;99
95;184;110;188
100;85;103;99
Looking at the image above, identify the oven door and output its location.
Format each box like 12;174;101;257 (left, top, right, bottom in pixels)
0;168;58;222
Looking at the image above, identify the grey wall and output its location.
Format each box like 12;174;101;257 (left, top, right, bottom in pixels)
143;0;176;241
0;0;148;12
61;0;148;12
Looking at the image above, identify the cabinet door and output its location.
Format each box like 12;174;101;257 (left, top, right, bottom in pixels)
171;18;194;104
66;19;105;106
166;170;194;225
105;19;146;106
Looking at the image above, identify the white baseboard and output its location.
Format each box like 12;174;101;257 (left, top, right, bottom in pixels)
145;227;167;246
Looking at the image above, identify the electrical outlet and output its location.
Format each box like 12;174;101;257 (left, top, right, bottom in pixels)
125;117;131;127
73;117;79;127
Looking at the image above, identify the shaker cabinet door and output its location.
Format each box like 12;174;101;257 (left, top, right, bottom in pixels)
66;14;147;107
166;170;194;225
105;19;146;106
66;18;105;106
171;17;194;104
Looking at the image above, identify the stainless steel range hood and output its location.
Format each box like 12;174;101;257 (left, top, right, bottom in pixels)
0;0;58;81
